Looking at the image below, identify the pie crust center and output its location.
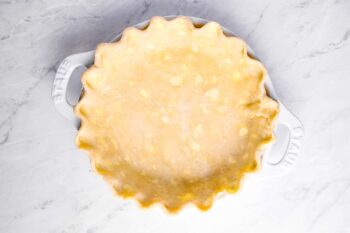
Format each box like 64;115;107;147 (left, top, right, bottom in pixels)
75;16;279;212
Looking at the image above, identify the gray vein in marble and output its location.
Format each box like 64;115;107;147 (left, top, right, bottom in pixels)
292;1;337;48
296;0;313;8
0;128;70;149
306;29;350;57
309;180;350;230
0;35;10;40
246;1;272;39
139;0;153;17
34;199;54;210
0;67;53;144
283;28;350;68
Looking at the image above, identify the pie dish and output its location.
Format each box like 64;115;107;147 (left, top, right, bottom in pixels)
73;16;279;212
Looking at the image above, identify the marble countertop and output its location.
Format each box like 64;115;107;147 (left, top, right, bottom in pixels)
1;0;350;232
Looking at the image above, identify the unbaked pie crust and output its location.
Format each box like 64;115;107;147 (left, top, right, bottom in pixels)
75;16;279;212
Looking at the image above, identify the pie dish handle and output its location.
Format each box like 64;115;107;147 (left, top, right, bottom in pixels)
52;51;94;128
261;104;304;178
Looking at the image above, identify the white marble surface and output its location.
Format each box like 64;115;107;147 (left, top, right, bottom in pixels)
1;0;350;232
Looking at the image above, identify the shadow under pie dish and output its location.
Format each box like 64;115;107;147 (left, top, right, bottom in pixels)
74;16;279;212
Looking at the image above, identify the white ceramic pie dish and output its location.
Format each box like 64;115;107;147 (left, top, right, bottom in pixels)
52;16;303;179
